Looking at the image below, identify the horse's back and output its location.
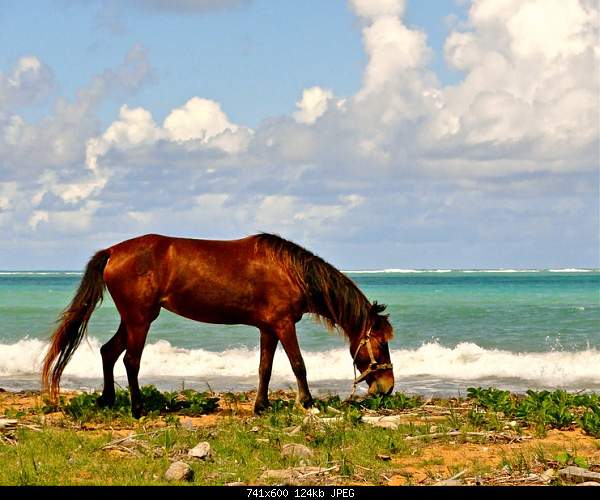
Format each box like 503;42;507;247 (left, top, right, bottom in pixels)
102;234;302;326
103;233;257;292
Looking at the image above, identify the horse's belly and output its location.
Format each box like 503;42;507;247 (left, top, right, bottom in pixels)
160;291;260;327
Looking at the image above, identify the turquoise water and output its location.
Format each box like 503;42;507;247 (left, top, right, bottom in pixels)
1;270;599;394
1;271;598;351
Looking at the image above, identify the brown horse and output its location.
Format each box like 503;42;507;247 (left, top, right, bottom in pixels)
42;233;394;417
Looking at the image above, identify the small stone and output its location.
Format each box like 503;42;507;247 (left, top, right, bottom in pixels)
577;482;600;486
0;419;17;430
429;425;438;433
181;418;195;430
225;482;246;486
539;469;555;482
250;426;259;432
286;425;302;435
188;442;211;459
362;415;402;430
558;466;600;484
434;479;462;486
377;454;391;461
261;469;293;481
282;443;314;458
164;461;194;482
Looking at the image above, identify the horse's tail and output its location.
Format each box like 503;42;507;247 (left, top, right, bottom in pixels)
41;249;111;401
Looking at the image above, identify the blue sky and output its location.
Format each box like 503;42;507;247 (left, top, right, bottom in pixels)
1;0;465;126
0;0;598;269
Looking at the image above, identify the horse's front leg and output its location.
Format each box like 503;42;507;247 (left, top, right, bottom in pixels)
274;320;313;409
254;329;279;414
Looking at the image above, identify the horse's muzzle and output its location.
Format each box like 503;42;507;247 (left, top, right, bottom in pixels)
368;372;394;395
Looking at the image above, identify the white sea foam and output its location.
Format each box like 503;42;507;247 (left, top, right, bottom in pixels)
345;269;453;274
548;269;593;273
461;269;540;273
1;338;599;389
345;269;425;274
345;269;542;274
481;269;539;273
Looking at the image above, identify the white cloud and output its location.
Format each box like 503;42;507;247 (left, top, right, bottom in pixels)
28;210;49;230
163;97;238;142
0;46;151;177
30;201;100;234
0;46;152;246
0;182;18;211
254;194;366;237
506;0;595;59
0;56;53;110
37;171;107;205
293;87;334;124
86;104;162;170
86;96;251;173
359;16;431;96
0;1;597;269
423;0;599;169
349;0;405;20
105;105;161;146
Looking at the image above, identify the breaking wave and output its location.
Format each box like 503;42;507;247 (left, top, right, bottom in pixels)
1;338;598;392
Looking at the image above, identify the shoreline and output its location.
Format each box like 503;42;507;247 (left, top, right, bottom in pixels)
3;376;600;399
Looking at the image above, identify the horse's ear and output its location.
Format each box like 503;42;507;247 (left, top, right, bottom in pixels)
371;301;387;315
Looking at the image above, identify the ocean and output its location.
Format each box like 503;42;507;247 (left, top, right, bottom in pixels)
1;269;599;397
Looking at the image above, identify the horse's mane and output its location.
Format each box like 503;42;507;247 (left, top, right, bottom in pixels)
254;233;390;340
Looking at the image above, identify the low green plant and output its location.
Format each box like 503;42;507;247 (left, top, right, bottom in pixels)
516;390;574;430
467;387;596;433
580;406;600;438
62;386;218;423
555;451;588;469
500;450;531;475
350;392;422;411
467;387;515;415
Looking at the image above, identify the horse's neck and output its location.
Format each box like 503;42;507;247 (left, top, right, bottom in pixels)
307;295;368;342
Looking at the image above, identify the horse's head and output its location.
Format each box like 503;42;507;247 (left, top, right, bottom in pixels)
350;302;394;395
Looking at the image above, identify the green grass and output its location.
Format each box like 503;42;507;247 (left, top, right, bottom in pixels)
0;386;598;485
0;404;412;485
55;386;220;425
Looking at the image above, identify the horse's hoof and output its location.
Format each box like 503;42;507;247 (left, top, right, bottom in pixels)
254;400;269;415
294;396;314;413
300;397;314;409
131;406;146;419
96;395;114;408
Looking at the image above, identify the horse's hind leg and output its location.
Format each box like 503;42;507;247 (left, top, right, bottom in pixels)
97;322;126;408
273;321;313;409
254;329;279;414
123;314;157;419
